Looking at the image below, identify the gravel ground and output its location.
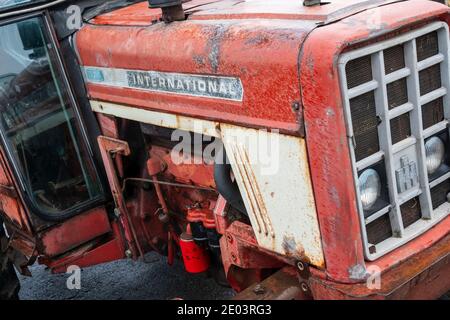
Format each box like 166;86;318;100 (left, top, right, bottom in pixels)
17;253;235;300
16;253;449;300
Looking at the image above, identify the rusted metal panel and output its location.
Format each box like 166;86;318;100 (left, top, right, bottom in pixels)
220;124;324;268
309;228;450;299
368;215;450;273
220;221;286;291
233;266;310;300
42;222;126;274
39;207;111;257
76;17;313;135
0;144;31;233
300;0;450;283
1;225;36;275
96;113;120;138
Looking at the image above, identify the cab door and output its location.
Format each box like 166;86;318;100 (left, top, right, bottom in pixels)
0;12;111;258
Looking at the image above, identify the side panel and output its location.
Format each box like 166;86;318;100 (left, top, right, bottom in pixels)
38;207;111;257
220;124;324;267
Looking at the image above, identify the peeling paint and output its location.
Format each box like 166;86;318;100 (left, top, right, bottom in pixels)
207;25;228;74
348;263;368;281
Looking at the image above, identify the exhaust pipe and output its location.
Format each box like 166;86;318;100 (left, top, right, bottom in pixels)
148;0;185;23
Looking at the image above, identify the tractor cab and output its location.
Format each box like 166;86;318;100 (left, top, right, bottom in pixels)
0;1;118;287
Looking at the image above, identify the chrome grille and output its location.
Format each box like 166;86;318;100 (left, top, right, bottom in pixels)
339;22;450;260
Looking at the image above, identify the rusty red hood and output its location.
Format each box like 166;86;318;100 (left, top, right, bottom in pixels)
75;0;443;134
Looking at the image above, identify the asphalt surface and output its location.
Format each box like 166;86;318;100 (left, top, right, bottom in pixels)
17;253;235;300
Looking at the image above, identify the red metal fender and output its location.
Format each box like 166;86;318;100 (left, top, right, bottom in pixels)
309;228;450;299
38;207;111;257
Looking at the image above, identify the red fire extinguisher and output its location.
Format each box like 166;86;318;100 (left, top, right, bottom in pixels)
179;230;210;274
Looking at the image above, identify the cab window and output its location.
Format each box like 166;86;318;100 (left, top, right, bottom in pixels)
0;15;103;218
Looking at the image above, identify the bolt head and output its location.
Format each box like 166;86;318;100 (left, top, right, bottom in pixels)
158;212;170;224
297;261;305;271
125;249;132;258
253;284;266;295
291;102;300;112
301;282;309;292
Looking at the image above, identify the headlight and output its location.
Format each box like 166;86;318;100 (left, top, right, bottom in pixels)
359;169;381;210
425;137;445;175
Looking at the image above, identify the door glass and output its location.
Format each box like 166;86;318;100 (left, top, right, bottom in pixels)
0;0;32;11
0;16;102;216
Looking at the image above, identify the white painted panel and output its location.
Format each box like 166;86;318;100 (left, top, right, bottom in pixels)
220;125;324;267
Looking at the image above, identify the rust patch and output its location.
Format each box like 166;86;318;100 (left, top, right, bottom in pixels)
348;263;368;281
207;24;228;73
244;34;271;46
282;235;306;260
193;55;206;67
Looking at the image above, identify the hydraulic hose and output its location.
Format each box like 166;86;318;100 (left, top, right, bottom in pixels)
213;146;247;215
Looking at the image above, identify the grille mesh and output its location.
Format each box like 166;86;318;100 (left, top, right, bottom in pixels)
431;179;450;210
419;64;442;95
366;215;393;245
400;197;422;228
422;98;444;129
350;91;380;161
346;55;372;89
384;45;405;74
416;31;439;61
390;113;411;144
387;78;408;109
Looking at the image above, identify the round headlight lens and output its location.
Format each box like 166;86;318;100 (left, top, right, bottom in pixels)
359;169;381;210
425;137;445;175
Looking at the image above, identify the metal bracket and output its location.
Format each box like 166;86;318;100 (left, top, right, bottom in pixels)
97;136;144;260
296;260;313;297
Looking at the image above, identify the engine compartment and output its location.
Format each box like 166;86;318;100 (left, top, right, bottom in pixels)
100;116;268;290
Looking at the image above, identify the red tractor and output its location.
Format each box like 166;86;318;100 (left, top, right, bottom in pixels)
0;0;449;300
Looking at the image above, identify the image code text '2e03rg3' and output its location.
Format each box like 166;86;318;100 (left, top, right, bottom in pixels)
0;0;449;300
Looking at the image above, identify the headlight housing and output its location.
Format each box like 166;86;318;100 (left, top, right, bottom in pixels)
359;169;381;210
425;136;445;175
